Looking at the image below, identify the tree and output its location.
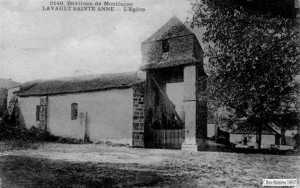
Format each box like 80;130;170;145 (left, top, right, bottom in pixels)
190;0;299;149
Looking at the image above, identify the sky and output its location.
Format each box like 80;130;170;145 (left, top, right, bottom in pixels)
0;0;192;82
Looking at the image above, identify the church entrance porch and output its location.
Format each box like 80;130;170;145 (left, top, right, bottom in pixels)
132;17;208;151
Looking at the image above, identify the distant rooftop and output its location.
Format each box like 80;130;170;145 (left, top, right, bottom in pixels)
231;122;280;135
0;78;19;89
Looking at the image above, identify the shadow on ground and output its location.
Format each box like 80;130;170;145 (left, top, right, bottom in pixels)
0;156;177;188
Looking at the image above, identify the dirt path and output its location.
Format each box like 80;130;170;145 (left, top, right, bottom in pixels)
0;143;299;187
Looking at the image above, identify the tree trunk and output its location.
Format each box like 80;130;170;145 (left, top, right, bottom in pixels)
280;128;286;145
215;121;218;143
257;123;262;149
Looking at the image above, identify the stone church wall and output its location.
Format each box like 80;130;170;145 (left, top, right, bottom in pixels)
132;82;145;147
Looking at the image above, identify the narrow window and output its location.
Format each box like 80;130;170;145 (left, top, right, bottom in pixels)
162;39;169;53
71;103;78;120
36;105;40;121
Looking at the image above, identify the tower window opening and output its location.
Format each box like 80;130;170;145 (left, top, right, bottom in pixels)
162;39;169;53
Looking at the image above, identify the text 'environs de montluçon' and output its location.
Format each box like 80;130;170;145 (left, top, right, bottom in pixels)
42;1;146;12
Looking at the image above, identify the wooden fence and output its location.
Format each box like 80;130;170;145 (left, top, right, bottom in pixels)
151;129;185;149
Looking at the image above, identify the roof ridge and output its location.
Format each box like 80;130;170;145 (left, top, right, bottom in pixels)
17;72;144;97
143;16;194;43
22;71;138;83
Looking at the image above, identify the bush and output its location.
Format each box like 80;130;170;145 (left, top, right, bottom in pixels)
56;137;84;144
0;115;90;144
0;117;59;142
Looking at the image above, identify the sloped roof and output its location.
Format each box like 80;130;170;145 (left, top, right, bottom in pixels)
140;58;201;70
143;16;194;43
17;72;144;97
231;122;280;135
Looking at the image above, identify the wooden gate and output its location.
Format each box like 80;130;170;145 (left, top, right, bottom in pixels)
151;129;184;149
143;75;185;149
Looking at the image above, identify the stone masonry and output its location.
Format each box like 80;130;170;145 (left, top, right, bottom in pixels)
140;17;207;151
132;83;145;147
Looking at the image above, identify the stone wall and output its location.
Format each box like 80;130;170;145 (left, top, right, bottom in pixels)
132;82;145;147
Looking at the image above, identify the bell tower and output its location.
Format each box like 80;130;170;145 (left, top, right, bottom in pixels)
140;17;207;151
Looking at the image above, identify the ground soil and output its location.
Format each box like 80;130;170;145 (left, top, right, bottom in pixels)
0;143;299;187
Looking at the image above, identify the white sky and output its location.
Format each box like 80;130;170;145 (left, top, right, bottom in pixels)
0;0;192;82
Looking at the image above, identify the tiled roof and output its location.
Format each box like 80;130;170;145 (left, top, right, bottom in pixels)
140;58;201;70
17;72;144;97
231;122;280;135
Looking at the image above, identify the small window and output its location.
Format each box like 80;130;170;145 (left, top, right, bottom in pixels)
36;105;40;121
162;39;169;53
71;103;78;120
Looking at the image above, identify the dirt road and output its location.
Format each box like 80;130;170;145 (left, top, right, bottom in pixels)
0;143;299;187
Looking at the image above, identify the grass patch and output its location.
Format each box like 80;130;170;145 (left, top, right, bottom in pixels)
0;140;40;152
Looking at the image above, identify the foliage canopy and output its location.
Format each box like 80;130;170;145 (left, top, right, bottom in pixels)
189;0;299;147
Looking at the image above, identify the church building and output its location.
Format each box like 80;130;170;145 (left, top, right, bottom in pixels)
14;17;207;151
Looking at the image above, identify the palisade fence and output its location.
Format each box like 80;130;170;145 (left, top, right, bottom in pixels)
151;129;185;149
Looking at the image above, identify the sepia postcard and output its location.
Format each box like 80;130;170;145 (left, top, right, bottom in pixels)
0;0;299;187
